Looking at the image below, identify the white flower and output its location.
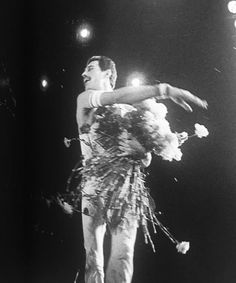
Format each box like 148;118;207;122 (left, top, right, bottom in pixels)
63;202;73;214
64;137;71;148
152;103;168;119
194;124;209;138
176;241;190;254
177;131;189;145
178;131;188;140
160;147;183;162
173;148;183;161
135;99;168;118
156;119;172;136
57;198;73;214
158;133;183;161
144;110;156;122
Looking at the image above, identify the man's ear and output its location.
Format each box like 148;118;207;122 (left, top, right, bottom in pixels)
105;69;112;79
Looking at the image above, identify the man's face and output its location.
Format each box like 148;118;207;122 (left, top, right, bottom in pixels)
82;60;107;90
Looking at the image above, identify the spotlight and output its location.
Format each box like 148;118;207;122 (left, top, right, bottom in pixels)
80;28;90;39
76;23;93;43
41;79;48;88
228;1;236;14
127;72;146;87
40;76;49;91
131;78;141;87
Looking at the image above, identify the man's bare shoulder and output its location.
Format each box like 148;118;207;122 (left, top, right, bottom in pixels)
77;91;89;103
77;90;93;109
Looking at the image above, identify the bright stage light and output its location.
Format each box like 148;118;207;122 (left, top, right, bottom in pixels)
80;28;90;39
131;78;141;87
40;76;49;91
234;19;236;28
76;23;93;43
228;1;236;14
127;72;146;87
41;79;48;88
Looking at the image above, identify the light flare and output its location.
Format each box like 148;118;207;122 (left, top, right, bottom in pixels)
228;1;236;14
76;23;93;43
127;72;146;87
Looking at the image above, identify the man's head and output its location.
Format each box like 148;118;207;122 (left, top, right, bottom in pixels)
82;56;117;91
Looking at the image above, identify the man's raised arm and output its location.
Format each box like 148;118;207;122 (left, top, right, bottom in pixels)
77;83;208;112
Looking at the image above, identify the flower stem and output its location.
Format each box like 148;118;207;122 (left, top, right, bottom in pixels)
188;134;197;138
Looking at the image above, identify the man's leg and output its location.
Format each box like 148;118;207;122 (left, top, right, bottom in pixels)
82;191;106;283
105;218;138;283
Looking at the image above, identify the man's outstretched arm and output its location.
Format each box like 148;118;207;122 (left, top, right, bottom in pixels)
77;83;207;112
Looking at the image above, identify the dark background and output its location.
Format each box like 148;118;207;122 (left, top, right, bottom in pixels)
1;0;236;282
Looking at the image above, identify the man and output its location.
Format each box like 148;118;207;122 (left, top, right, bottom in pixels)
76;56;207;283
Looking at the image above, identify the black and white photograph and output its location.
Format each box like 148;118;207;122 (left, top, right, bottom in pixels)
1;1;236;282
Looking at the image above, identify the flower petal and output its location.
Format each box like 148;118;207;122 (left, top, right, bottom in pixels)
176;241;190;254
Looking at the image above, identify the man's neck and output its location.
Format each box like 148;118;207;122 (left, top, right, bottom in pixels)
102;81;113;91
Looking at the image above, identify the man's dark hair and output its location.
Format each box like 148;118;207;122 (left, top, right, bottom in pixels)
86;56;117;89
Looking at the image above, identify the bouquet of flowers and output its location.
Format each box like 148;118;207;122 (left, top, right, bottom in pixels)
82;99;209;162
62;99;208;253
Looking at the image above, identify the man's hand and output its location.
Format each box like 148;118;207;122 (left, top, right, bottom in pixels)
164;84;208;112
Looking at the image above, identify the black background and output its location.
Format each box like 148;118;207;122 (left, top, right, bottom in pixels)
1;0;236;282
